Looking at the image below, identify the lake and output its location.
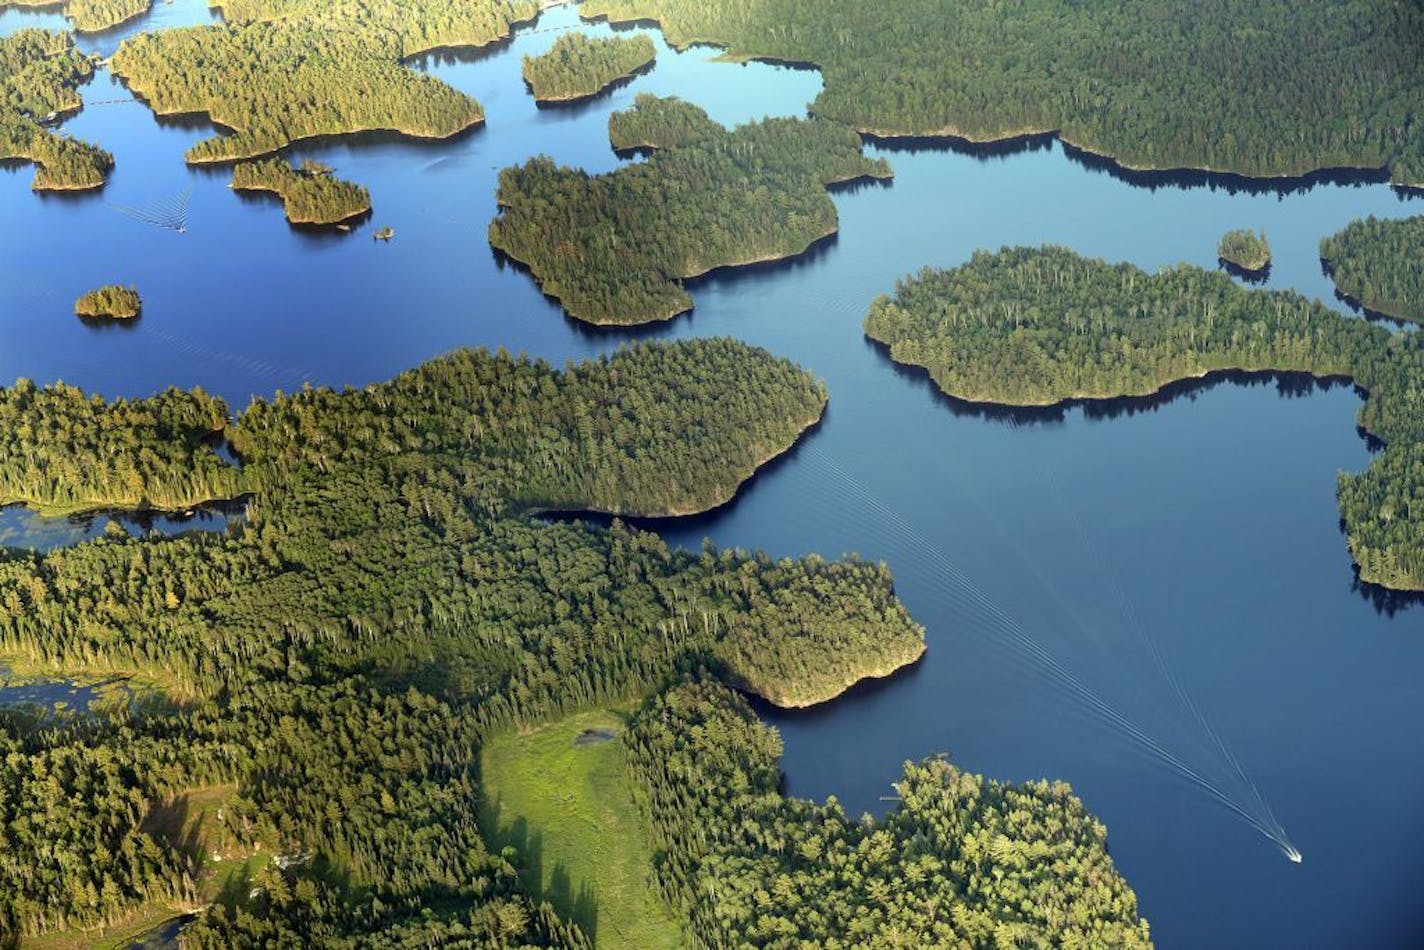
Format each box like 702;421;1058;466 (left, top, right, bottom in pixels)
2;3;1421;946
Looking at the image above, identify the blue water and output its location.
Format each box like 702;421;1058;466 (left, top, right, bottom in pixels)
0;665;103;712
2;3;1422;946
0;503;240;550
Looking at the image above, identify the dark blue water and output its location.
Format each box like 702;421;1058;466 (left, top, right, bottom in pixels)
2;4;1422;946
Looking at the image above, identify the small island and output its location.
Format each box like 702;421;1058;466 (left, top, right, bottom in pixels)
522;32;656;103
1217;228;1271;278
74;284;141;320
373;225;395;242
231;158;371;226
489;94;892;325
1320;214;1424;323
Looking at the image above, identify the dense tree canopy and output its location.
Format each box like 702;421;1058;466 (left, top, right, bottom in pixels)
0;380;241;515
0;29;112;190
232;158;371;226
0;339;936;943
74;283;142;319
1320;215;1424;324
1217;229;1271;273
522;32;656;102
489;94;891;324
864;245;1424;590
110;0;538;164
581;0;1424;184
625;679;1151;948
0;0;152;33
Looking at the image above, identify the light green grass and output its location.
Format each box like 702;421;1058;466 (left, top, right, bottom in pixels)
480;708;682;950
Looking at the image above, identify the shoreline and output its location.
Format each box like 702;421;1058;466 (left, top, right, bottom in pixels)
526;399;826;520
581;9;1402;187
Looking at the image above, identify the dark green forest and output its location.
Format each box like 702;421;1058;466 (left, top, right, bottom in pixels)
2;0;152;33
864;245;1424;590
1217;229;1270;273
0;339;957;943
489;94;891;324
0;28;112;190
581;0;1424;184
522;32;656;102
1320;215;1424;324
110;0;539;164
74;283;142;319
0;380;241;515
624;678;1151;948
232;158;371;226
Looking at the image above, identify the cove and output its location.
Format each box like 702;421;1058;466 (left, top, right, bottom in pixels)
3;3;1424;946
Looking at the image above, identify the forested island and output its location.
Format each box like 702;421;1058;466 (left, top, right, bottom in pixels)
522;32;656;103
1;0;151;33
0;380;241;514
1320;215;1424;324
0;337;1151;945
110;0;541;164
864;245;1424;590
580;0;1424;184
489;94;891;324
231;158;371;226
1218;228;1271;276
0;28;113;190
74;283;141;319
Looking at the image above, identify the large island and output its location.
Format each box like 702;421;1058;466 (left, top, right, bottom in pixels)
865;245;1424;591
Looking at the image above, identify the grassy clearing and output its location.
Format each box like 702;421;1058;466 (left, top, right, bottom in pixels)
480;708;681;950
22;785;269;949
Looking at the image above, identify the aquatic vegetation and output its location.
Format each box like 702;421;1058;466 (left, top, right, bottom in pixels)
0;339;934;943
74;284;141;319
0;29;113;190
489;94;891;324
864;245;1424;590
1217;228;1271;273
582;0;1424;184
232;158;371;226
1320;215;1424;324
522;32;656;102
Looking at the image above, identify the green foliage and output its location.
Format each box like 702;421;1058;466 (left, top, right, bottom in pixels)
624;679;1151;948
232;158;371;225
864;245;1424;589
1;0;153;33
109;0;539;164
480;709;681;948
1217;228;1270;272
581;0;1424;184
0;340;929;942
0;379;243;515
214;0;539;57
1320;215;1424;324
489;94;891;324
230;339;828;517
0;29;112;190
74;283;141;319
522;32;656;102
